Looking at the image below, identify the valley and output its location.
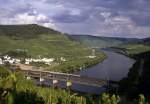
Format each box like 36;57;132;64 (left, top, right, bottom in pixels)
0;24;106;73
1;0;150;103
70;35;150;56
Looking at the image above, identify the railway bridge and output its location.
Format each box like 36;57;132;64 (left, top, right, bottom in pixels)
19;69;107;87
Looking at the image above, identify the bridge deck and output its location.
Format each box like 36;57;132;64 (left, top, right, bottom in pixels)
19;69;107;87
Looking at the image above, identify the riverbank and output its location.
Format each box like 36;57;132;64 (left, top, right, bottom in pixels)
27;51;107;73
1;50;106;74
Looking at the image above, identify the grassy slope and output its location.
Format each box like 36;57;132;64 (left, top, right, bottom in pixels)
0;24;92;58
0;35;91;58
0;24;106;72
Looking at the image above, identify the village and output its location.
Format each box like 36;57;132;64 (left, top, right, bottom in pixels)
0;55;67;65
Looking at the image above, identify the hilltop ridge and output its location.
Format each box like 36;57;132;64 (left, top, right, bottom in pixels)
0;24;59;39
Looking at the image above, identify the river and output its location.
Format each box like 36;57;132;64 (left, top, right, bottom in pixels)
70;50;135;94
79;50;135;81
40;50;135;94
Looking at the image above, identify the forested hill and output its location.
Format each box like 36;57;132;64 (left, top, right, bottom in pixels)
0;24;59;39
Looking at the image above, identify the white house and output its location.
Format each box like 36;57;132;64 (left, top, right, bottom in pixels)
87;55;96;58
60;57;66;62
0;55;56;66
0;59;3;65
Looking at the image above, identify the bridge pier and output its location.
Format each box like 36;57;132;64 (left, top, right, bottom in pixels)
52;79;59;88
26;71;31;80
26;76;31;80
39;77;44;86
39;72;44;86
66;80;72;90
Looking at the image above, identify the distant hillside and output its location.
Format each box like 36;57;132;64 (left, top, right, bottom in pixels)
111;37;150;56
0;24;105;72
70;35;141;48
70;35;150;56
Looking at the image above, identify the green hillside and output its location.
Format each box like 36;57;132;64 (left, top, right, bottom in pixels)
70;35;141;48
116;44;150;56
108;38;150;56
0;24;105;72
70;35;150;56
0;24;59;39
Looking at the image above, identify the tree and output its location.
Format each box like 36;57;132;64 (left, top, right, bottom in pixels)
100;93;121;104
138;94;145;104
111;94;120;104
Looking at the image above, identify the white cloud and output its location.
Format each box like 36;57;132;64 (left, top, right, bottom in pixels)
100;12;111;18
57;15;150;38
105;15;134;25
42;22;57;29
16;13;36;24
0;12;57;29
36;14;48;21
70;9;81;16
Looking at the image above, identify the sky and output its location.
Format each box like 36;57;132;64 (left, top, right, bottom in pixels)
0;0;150;38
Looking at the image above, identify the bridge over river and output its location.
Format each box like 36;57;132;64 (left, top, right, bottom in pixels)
18;69;107;87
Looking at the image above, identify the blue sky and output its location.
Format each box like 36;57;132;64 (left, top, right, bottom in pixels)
0;0;150;38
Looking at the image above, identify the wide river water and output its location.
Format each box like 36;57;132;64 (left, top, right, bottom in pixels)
42;50;135;94
78;50;135;81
